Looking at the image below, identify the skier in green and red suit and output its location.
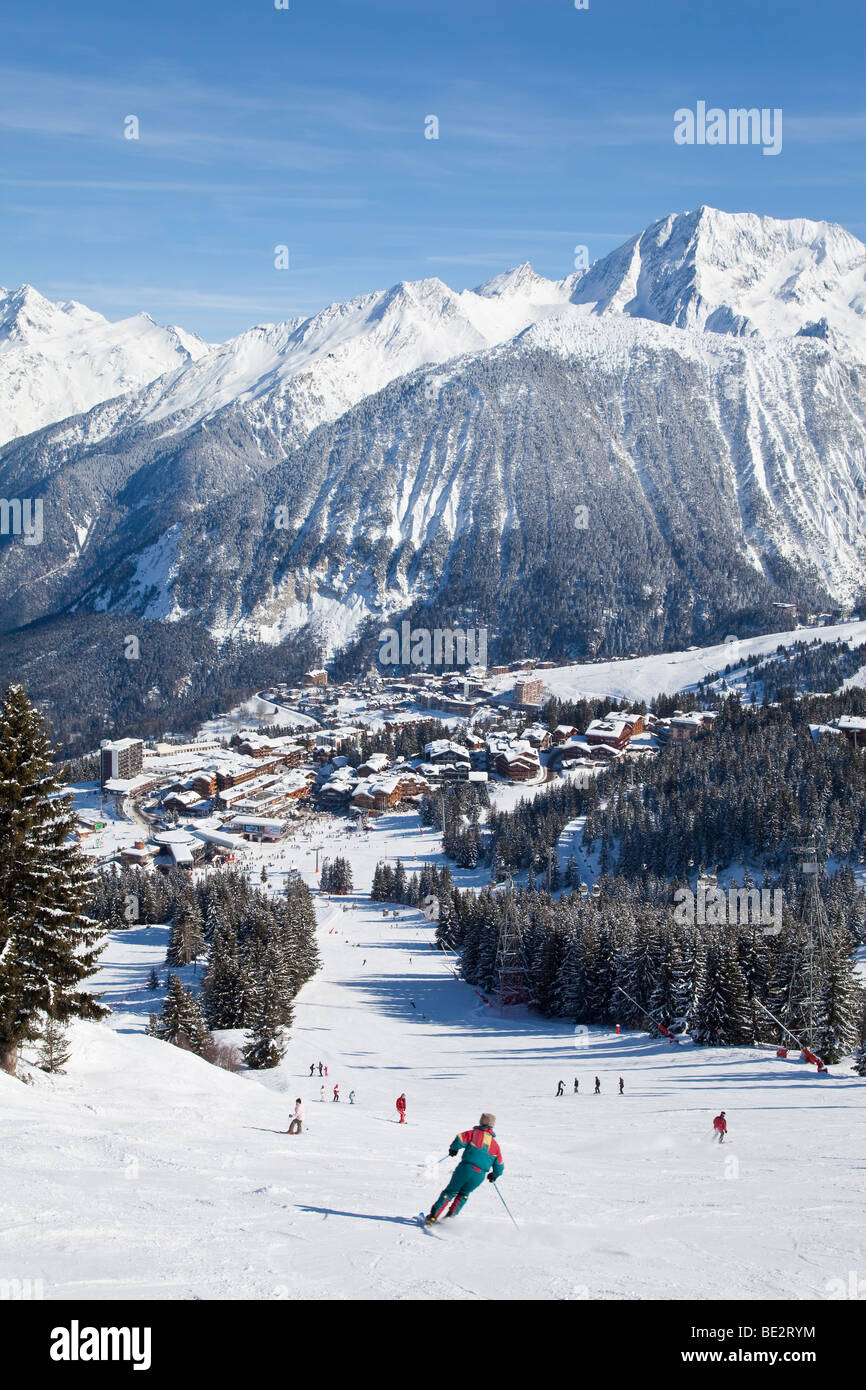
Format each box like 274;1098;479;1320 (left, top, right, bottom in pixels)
426;1114;504;1223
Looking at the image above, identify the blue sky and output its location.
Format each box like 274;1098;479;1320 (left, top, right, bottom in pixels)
1;0;863;340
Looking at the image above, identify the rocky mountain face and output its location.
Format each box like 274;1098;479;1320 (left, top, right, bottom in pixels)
1;207;864;666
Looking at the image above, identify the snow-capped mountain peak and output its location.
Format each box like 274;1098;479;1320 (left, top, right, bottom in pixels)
475;262;558;300
0;285;211;447
0;283;107;346
569;206;866;347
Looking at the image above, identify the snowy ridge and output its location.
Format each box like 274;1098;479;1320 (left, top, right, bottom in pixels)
6;205;862;456
0;284;210;447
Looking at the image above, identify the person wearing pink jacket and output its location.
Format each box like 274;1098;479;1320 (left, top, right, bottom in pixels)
287;1099;304;1135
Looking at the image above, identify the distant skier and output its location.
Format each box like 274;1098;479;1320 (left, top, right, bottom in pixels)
618;1077;624;1095
320;1085;325;1103
309;1062;315;1076
349;1090;355;1105
324;1066;328;1077
713;1111;727;1143
410;999;416;1009
318;1061;323;1077
396;1093;407;1123
333;1084;340;1102
287;1099;304;1135
426;1113;504;1223
573;1078;579;1093
556;1079;565;1096
594;1076;601;1094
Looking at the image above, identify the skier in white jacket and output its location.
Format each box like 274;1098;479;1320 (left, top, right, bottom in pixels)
287;1099;304;1135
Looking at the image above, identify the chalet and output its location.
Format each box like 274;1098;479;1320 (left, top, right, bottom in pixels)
351;772;430;813
667;711;717;741
320;771;360;805
423;739;471;766
357;752;392;777
833;715;866;747
494;741;541;781
584;716;643;750
216;757;283;791
303;669;328;687
235;735;305;765
520;723;552;750
552;724;578;745
587;743;622;762
191;772;219;798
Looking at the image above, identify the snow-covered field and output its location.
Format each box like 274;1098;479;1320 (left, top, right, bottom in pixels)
2;874;863;1301
490;619;866;706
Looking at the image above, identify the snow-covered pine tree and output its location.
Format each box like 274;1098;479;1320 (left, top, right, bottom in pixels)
154;973;212;1054
813;930;861;1064
0;684;107;1075
201;922;244;1028
242;976;287;1069
165;884;205;969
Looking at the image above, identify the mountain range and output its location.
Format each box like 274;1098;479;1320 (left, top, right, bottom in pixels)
1;205;864;682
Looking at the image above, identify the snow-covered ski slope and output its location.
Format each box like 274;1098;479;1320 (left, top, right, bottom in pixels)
487;618;866;706
2;887;862;1301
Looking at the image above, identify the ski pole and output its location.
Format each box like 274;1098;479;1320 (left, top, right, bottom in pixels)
492;1182;519;1229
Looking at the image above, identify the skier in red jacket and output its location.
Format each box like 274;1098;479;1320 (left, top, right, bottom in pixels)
713;1111;727;1143
396;1093;407;1123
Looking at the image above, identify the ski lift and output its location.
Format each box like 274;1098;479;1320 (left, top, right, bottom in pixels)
590;884;601;899
579;882;589;897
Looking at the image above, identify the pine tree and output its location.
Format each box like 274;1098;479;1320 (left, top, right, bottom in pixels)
154;974;212;1055
0;684;107;1075
201;923;244;1028
165;885;205;969
146;967;160;991
813;931;861;1064
36;1014;72;1074
243;978;287;1069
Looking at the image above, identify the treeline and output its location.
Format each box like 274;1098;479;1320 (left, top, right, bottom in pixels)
697;639;866;703
419;781;491;868
588;699;866;877
0;612;322;758
371;860;455;907
450;776;593;877
444;697;866;882
440;873;866;1066
92;866;319;1068
321;856;353;894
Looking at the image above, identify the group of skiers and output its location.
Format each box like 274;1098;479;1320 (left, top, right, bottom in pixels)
556;1076;624;1095
290;1070;728;1224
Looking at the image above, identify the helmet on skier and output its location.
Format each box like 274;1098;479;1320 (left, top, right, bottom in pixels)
479;1113;495;1127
